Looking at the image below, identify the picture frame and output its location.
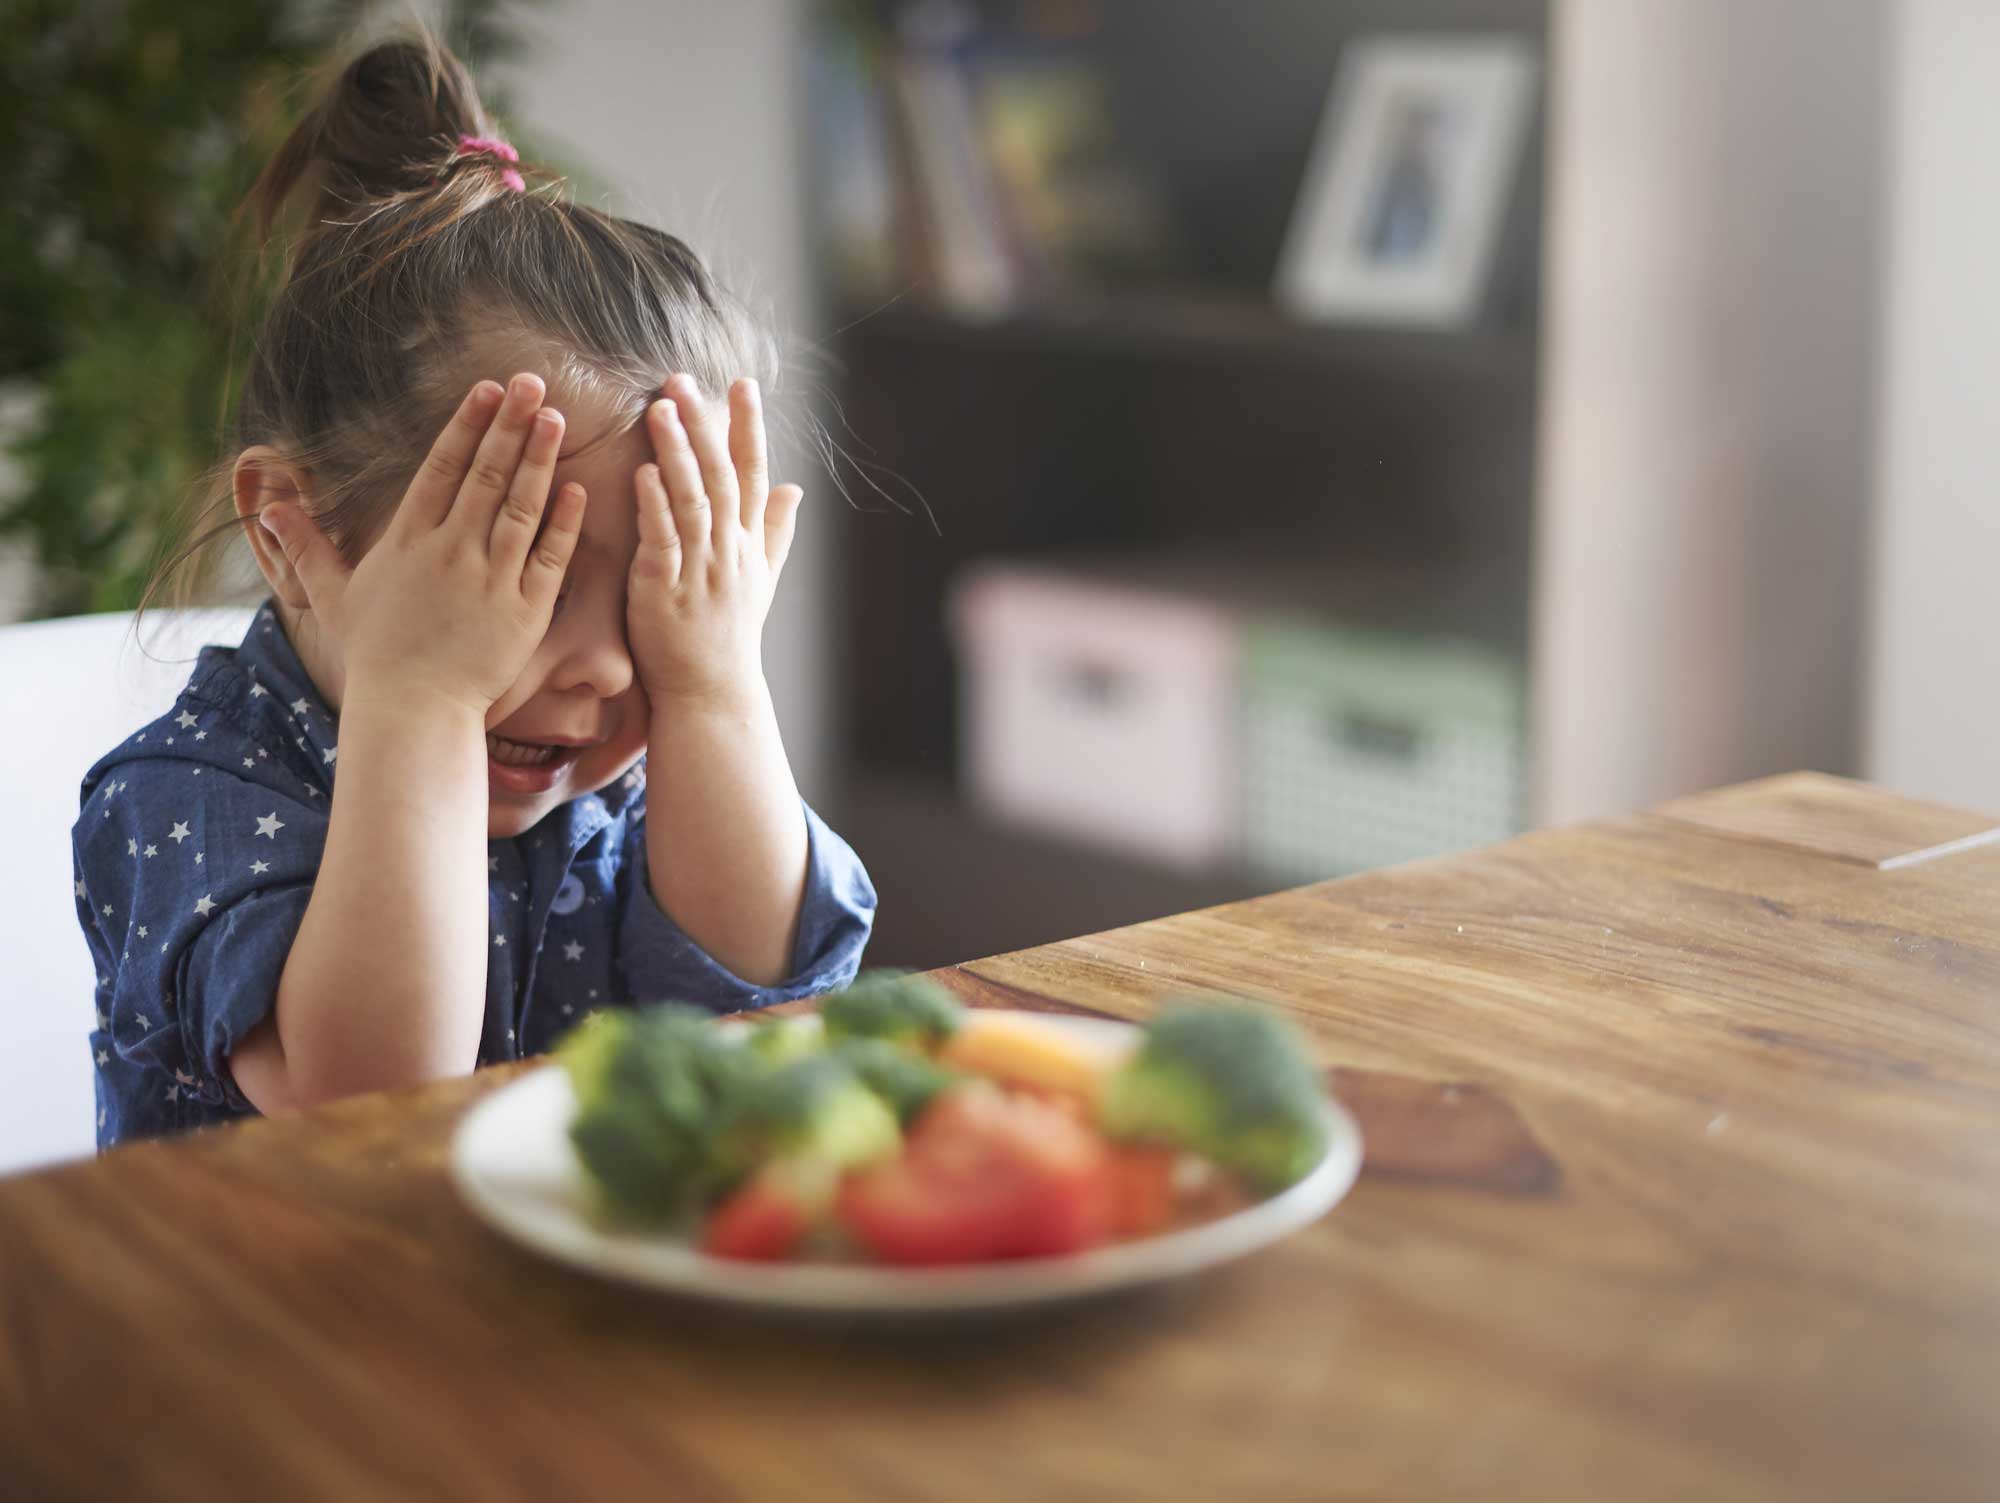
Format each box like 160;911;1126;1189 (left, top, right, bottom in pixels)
1275;35;1539;327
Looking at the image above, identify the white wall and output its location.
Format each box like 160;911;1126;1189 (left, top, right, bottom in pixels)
501;0;836;799
1532;0;1889;826
1864;0;2000;813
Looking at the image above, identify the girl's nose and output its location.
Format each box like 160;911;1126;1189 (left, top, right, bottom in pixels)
548;617;635;701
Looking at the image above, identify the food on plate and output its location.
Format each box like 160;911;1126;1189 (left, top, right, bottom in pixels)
559;1004;757;1218
838;1084;1114;1262
555;973;1331;1264
939;1009;1118;1101
713;1052;902;1180
1099;1003;1331;1192
818;970;965;1050
829;1036;963;1124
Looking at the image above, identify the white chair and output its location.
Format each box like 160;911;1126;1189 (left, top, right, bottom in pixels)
0;607;257;1174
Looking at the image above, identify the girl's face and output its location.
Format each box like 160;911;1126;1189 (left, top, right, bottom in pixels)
475;378;666;839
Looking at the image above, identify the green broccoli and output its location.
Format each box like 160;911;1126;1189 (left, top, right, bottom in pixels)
819;970;964;1052
557;1004;757;1221
714;1053;901;1179
831;1036;963;1124
1099;1002;1330;1191
743;1013;823;1068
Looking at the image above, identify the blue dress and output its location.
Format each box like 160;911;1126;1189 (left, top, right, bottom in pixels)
70;603;876;1149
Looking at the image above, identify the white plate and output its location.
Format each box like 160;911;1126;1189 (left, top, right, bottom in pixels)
450;1012;1363;1315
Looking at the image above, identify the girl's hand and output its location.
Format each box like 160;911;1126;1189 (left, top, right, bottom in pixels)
258;373;587;715
628;373;805;705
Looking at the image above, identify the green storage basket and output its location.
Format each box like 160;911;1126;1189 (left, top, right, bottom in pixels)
1241;623;1525;879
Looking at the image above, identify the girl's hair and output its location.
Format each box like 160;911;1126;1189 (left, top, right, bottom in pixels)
149;27;778;611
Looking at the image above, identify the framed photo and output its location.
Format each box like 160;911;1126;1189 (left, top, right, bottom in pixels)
1276;36;1539;327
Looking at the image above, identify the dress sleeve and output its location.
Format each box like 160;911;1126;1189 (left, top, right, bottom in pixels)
613;799;876;1012
74;760;326;1111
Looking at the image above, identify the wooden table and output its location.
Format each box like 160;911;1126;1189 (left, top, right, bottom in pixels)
6;773;1999;1501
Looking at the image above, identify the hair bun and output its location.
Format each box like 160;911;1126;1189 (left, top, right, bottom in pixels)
248;31;503;242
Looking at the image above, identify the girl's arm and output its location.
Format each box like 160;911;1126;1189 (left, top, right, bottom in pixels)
230;375;586;1109
627;375;811;986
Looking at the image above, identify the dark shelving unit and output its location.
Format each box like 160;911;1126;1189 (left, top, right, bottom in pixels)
806;0;1550;969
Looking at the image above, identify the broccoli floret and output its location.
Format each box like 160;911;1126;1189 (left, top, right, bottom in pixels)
831;1037;963;1124
820;970;964;1051
1099;1002;1330;1191
557;1004;757;1221
743;1014;823;1068
716;1053;901;1178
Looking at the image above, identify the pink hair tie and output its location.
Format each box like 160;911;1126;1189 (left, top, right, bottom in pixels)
456;134;525;193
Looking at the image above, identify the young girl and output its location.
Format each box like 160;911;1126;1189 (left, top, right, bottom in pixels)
70;34;874;1149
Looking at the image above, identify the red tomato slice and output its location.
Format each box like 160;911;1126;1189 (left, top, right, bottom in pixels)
1106;1146;1179;1238
837;1085;1115;1264
703;1166;817;1261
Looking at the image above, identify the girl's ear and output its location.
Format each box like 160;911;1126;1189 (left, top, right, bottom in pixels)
232;447;317;610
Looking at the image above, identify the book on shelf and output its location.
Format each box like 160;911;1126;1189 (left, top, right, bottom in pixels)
809;2;1179;319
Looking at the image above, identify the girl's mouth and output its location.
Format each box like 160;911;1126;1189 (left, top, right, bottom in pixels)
486;732;585;795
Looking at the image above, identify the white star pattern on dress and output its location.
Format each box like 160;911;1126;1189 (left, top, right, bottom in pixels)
194;852;205;865
136;926;148;939
250;682;267;697
168;821;191;844
165;736;175;745
250;859;270;875
165;1084;179;1103
289;698;310;715
562;940;584;961
98;1107;106;1128
493;934;506;947
175;710;198;730
322;745;337;765
74;878;86;899
488;856;500;872
562;1004;574;1016
193;729;207;742
192;768;202;777
96;1049;109;1066
243;757;255;769
126;838;137;856
101;902;113;917
255;812;284;839
161;940;170;953
257;747;268;759
193;894;216;918
144;844;157;858
135;1013;152;1031
306;786;321;798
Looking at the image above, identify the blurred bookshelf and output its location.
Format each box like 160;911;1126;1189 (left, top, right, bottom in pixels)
801;0;1549;970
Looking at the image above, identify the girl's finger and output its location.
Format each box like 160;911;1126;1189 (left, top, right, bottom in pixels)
632;461;683;590
258;501;353;613
665;373;738;541
729;377;769;532
764;484;805;580
449;372;545;539
646;396;713;558
488;406;566;571
521;483;588;611
399;381;505;534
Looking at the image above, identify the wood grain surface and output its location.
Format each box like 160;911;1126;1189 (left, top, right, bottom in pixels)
4;773;1998;1502
1656;768;2000;867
